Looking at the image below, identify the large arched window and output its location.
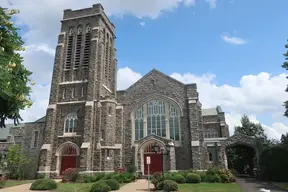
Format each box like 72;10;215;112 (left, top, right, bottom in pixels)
134;99;180;141
64;113;77;133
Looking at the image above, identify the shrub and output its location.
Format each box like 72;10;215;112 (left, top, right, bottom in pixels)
173;174;186;184
260;146;288;181
157;180;178;192
111;173;126;183
30;179;57;190
102;173;114;180
218;169;235;183
177;170;188;178
151;172;163;190
62;168;79;183
105;179;120;190
206;167;220;176
164;173;174;180
0;177;6;188
205;174;221;183
186;173;201;183
77;174;93;183
90;181;111;192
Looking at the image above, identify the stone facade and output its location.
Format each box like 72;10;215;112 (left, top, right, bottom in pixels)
0;4;264;178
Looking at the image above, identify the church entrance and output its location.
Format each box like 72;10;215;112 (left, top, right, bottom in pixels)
58;144;78;175
143;143;162;175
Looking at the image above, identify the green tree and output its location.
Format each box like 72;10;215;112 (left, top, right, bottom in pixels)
0;7;34;128
282;40;288;117
280;133;288;145
6;144;30;179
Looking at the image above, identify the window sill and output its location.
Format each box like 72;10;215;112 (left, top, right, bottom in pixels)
58;133;81;138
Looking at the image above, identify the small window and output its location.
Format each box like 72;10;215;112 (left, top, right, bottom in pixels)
108;107;112;116
64;112;77;133
81;86;84;97
32;131;39;148
209;152;213;162
62;88;66;99
71;87;75;98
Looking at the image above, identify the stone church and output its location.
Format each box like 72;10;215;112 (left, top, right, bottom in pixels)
1;4;246;179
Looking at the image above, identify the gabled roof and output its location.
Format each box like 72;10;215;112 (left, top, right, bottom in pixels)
34;116;46;123
124;68;186;92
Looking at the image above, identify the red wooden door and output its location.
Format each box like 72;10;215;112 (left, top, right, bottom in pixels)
144;153;162;175
60;156;76;175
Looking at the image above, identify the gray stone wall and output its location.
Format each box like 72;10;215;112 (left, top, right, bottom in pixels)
116;69;191;168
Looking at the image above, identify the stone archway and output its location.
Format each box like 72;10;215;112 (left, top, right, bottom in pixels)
55;142;80;175
218;134;263;175
139;138;165;175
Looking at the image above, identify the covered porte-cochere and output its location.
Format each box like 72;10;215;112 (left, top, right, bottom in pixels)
132;134;176;175
215;134;264;175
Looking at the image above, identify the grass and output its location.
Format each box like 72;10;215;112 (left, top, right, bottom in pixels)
55;182;126;192
179;183;242;192
275;183;288;190
4;180;34;188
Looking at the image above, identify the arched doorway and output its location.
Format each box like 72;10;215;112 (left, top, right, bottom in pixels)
226;144;257;176
219;134;263;177
141;140;164;175
56;142;80;175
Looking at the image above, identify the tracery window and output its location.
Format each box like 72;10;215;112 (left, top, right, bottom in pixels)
135;106;144;140
169;104;180;140
134;99;180;141
64;112;77;133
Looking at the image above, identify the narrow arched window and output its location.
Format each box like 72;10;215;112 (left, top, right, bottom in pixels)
169;104;180;140
209;152;213;162
64;112;77;133
135;106;144;140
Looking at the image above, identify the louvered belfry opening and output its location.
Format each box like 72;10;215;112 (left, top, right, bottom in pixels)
82;25;91;68
65;28;74;70
74;26;82;69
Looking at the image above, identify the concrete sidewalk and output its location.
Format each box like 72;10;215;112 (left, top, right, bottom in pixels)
115;179;153;192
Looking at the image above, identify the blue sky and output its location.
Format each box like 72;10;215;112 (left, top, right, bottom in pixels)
113;0;288;86
4;0;288;139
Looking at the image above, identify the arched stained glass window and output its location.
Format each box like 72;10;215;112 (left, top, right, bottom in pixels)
147;100;166;137
64;112;77;133
169;104;180;140
135;106;144;140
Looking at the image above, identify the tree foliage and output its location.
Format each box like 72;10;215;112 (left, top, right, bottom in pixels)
0;7;34;128
5;144;30;179
282;40;288;117
280;133;288;145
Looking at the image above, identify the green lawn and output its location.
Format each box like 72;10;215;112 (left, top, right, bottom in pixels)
275;183;288;190
55;182;126;192
4;180;34;188
179;183;242;192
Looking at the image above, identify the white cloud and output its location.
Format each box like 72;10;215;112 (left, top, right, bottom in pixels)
114;68;288;140
2;0;201;46
117;67;142;90
140;21;146;27
221;34;247;45
206;0;217;9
